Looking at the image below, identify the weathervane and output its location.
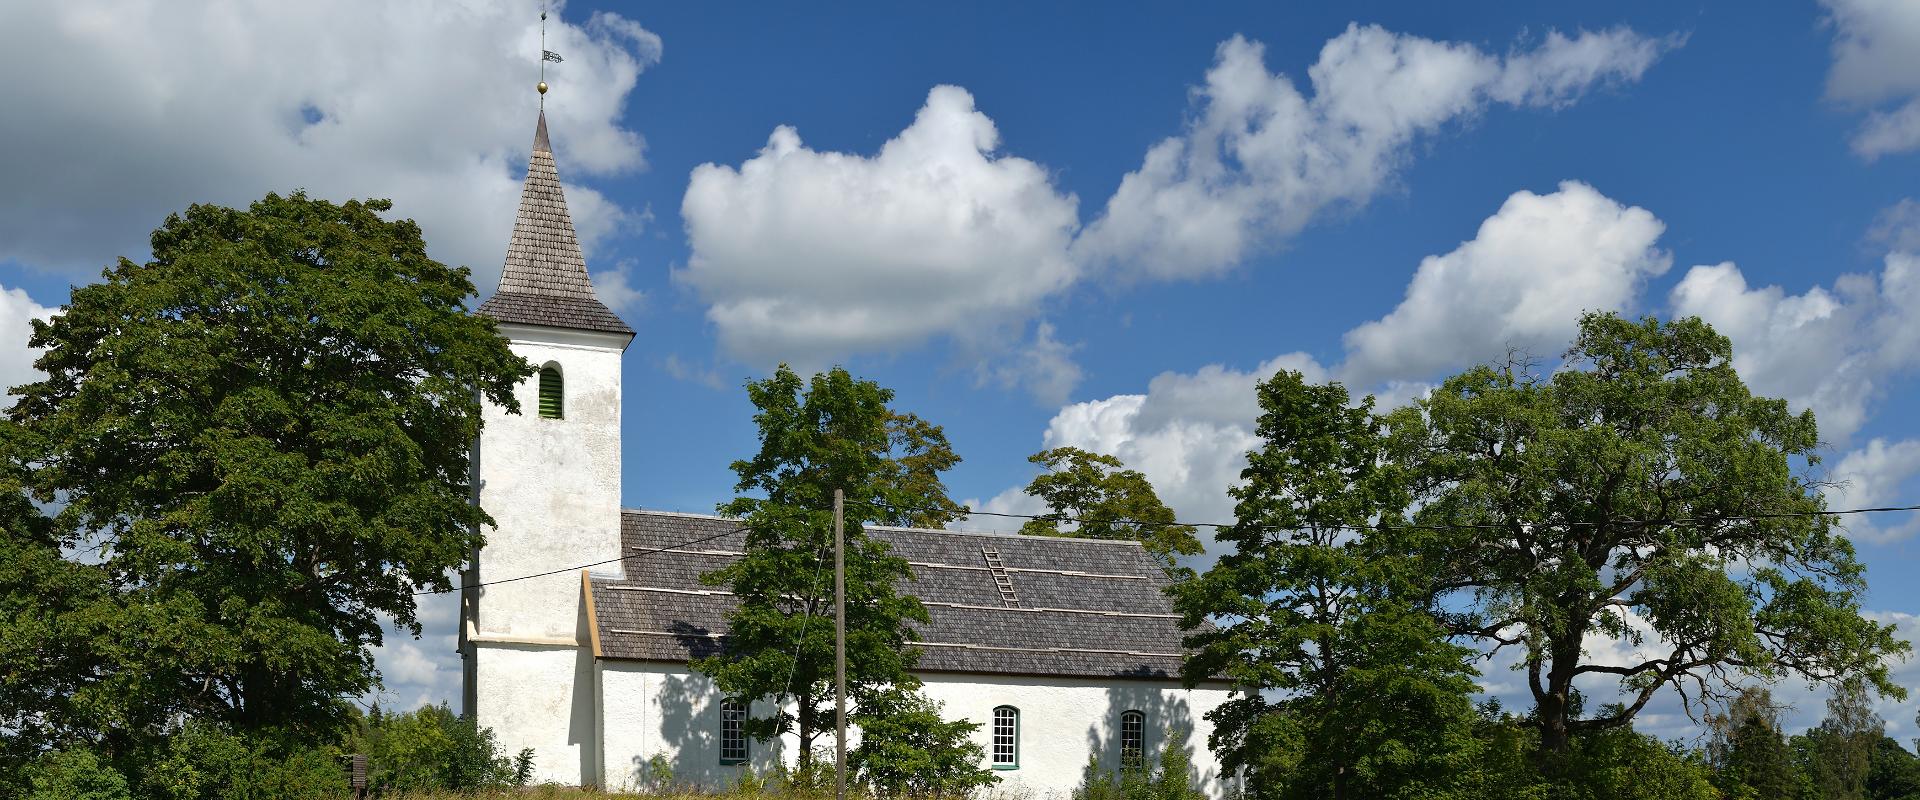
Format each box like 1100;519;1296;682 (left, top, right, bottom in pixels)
538;1;564;107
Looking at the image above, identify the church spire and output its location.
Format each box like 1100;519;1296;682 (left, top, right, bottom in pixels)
476;111;633;337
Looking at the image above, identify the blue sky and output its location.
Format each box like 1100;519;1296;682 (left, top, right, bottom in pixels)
4;0;1920;740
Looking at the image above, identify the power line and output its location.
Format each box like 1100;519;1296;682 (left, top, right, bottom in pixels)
422;498;1920;598
864;500;1920;536
413;526;741;596
778;542;831;701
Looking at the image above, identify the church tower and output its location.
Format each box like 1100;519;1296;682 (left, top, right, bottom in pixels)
463;110;631;785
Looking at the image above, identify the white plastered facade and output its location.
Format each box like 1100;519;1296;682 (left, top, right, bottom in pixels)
594;663;1235;799
466;323;628;786
463;316;1242;796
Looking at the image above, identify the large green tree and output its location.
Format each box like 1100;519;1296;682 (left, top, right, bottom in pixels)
1799;680;1882;800
1;193;529;762
694;365;964;771
1864;733;1920;800
1018;446;1201;574
1709;688;1804;799
1388;313;1908;753
1173;371;1481;800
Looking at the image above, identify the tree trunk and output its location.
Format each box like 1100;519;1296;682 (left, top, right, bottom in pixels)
797;691;816;772
1537;627;1584;754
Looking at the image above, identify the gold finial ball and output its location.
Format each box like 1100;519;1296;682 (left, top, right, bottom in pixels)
537;81;549;95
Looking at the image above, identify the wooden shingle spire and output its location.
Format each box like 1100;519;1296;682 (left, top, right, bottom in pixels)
476;112;633;336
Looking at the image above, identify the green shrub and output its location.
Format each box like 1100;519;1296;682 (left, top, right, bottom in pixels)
345;702;527;793
1453;707;1720;800
138;721;344;800
1074;727;1206;800
851;690;998;798
26;748;132;800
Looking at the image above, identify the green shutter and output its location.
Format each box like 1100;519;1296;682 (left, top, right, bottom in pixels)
538;366;563;419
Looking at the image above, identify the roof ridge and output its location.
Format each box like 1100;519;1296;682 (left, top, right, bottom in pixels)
618;506;1151;548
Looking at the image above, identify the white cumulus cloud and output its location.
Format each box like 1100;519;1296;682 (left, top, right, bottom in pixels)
0;284;55;409
987;183;1677;556
1820;0;1920;159
1669;249;1920;442
0;1;658;289
1074;25;1674;280
977;352;1328;546
1341;181;1671;387
680;26;1670;400
679;85;1082;399
1824;439;1920;542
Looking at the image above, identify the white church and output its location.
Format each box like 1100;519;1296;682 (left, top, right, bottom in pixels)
459;110;1236;796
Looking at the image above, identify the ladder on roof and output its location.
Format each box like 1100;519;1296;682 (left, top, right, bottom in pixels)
980;544;1020;607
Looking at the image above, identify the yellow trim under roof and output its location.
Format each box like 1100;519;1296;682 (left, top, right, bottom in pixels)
582;569;603;659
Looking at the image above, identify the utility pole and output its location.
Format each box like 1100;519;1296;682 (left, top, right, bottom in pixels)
833;488;847;800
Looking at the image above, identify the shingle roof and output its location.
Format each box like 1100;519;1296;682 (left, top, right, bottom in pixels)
475;112;633;336
588;510;1213;681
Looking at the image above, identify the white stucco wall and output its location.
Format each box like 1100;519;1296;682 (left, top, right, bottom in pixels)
598;661;793;791
919;672;1235;800
594;661;1236;799
467;323;629;786
472;324;627;640
474;642;599;786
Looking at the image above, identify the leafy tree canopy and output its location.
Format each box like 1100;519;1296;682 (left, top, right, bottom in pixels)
1173;371;1481;799
1387;313;1908;752
1019;446;1202;574
1;193;529;764
695;365;963;770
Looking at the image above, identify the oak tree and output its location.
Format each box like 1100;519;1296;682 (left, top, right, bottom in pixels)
1390;313;1908;753
2;193;530;762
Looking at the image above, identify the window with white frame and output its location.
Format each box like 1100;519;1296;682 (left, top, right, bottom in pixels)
1120;710;1145;763
992;706;1019;769
720;698;748;764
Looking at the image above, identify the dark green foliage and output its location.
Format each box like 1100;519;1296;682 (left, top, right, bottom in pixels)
1804;675;1881;798
1017;446;1202;574
136;721;342;800
1388;313;1909;752
0;424;117;786
1551;726;1720;800
695;365;964;771
849;690;997;798
1462;708;1718;800
1797;681;1881;800
1073;727;1206;800
24;748;132;800
345;703;529;793
1710;688;1804;800
2;192;531;764
1173;371;1481;799
1865;735;1920;800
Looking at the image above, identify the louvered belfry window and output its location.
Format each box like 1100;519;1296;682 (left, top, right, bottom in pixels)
538;365;563;419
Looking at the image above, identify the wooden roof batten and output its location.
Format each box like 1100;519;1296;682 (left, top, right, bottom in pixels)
474;111;634;337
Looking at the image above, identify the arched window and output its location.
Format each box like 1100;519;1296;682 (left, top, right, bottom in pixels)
719;698;748;765
1120;710;1146;763
537;365;563;419
992;706;1019;769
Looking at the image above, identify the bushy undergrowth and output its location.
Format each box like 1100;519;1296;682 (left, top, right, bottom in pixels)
13;703;531;800
346;703;533;793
